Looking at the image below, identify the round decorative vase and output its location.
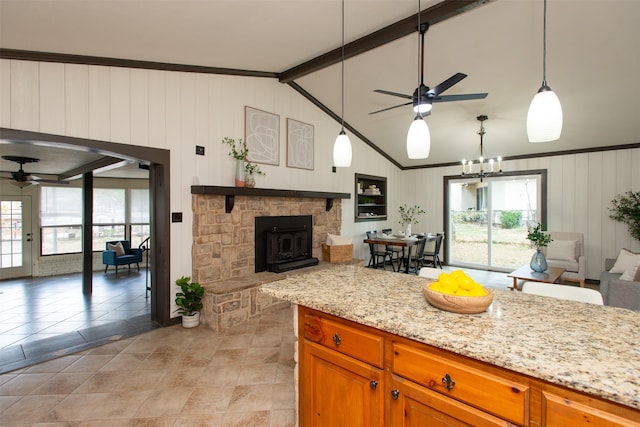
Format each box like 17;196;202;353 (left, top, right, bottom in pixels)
181;312;200;328
235;159;246;187
530;249;548;273
405;223;412;237
245;174;256;188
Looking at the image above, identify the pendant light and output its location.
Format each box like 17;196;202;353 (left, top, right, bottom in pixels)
406;0;430;159
333;0;352;167
527;0;562;143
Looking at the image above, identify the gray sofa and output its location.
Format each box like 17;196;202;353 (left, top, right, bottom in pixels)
599;258;640;311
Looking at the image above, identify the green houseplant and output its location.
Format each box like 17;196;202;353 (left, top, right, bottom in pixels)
221;137;249;187
175;276;205;328
244;161;265;188
526;223;552;272
398;204;425;236
609;191;640;241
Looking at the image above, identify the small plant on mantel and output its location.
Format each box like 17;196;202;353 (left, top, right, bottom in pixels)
221;137;248;161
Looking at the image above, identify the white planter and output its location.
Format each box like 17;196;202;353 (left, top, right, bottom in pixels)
181;312;200;328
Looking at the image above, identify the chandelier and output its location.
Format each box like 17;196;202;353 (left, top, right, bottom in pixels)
461;115;502;181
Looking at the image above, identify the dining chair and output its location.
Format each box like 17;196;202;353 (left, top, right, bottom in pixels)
521;281;604;305
398;236;427;274
424;232;444;269
365;230;394;270
382;228;402;269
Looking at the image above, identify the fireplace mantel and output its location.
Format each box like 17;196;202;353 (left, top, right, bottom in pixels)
191;185;351;213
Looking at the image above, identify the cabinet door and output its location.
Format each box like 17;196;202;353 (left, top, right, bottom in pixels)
389;375;512;427
301;340;384;427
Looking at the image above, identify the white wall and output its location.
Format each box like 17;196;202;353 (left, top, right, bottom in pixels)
1;58;638;284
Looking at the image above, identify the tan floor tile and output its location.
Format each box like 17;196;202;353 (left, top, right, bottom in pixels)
134;387;193;417
98;352;148;372
124;416;178;427
51;391;149;421
227;384;276;412
31;372;92;395
236;363;278;385
275;364;294;384
85;338;134;355
0;373;55;395
245;347;280;364
173;413;225;427
72;370;129;393
270;383;295;410
251;333;283;348
207;348;247;366
140;351;182;370
0;394;21;412
31;422;78;426
269;409;296;427
0;373;17;387
0;394;66;424
62;355;115;373
181;386;234;414
160;366;205;387
217;334;254;350
24;355;83;373
222;410;270;427
196;364;241;387
120;369;168;393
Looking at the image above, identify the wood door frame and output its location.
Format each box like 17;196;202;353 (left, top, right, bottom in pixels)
0;127;173;326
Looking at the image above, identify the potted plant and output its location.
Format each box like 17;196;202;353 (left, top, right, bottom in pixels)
609;191;640;241
221;137;249;187
526;222;553;272
398;204;425;237
174;276;205;328
244;161;265;188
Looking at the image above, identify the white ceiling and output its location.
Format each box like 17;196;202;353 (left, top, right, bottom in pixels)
1;0;639;174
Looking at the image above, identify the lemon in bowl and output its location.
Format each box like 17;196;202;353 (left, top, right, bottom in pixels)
423;270;494;314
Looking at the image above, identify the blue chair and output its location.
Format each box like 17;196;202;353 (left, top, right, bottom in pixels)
102;240;143;276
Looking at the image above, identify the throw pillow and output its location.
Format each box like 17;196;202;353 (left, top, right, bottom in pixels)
546;240;577;262
107;241;125;256
610;248;640;274
326;233;353;246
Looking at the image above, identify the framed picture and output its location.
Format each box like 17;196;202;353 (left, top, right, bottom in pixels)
287;118;314;170
245;106;280;165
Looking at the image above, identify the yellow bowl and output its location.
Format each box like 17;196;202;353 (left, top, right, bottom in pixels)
423;284;494;314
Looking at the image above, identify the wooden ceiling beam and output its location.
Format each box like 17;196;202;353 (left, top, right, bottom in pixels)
278;0;494;83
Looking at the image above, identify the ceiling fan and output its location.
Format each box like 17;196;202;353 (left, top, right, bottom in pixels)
370;22;488;116
1;155;69;186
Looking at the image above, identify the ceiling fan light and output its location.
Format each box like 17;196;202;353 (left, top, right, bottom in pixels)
333;130;352;167
413;102;432;114
527;85;563;143
406;115;430;159
9;180;31;189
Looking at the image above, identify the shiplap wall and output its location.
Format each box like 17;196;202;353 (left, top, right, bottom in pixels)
0;59;403;285
1;59;638;282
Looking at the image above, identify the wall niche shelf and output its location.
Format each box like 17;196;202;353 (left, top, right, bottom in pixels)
191;186;350;213
355;173;387;222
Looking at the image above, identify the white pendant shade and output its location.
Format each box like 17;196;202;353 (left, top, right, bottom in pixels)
413;102;432;114
526;87;563;143
406;116;430;159
333;130;352;167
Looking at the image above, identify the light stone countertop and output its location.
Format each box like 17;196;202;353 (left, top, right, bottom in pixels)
259;264;640;410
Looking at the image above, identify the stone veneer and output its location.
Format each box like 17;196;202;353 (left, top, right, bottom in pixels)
192;193;343;331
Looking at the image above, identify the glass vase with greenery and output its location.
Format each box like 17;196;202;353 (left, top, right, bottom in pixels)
221;137;249;186
398;204;425;236
526;222;552;250
609;191;640;241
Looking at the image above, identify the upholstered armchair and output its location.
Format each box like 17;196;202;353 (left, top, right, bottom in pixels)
102;240;143;275
542;232;586;287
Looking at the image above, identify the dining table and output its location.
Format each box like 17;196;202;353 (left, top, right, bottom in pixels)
363;234;436;274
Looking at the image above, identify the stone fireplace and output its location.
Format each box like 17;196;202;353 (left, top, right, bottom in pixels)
190;186;349;330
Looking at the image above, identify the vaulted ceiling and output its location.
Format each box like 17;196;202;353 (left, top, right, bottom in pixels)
1;0;639;177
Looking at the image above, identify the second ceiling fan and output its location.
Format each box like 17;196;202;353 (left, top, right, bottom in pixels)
370;22;488;116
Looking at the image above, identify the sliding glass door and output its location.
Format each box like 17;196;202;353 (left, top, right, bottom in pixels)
446;172;545;271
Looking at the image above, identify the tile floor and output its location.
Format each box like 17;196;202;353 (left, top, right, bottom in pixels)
1;269;155;373
0;302;296;426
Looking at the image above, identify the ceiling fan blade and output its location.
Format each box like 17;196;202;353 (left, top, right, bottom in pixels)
33;178;70;185
369;101;413;115
427;73;467;96
373;89;412;100
432;93;488;103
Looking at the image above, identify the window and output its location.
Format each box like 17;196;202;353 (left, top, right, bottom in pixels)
40;186;149;255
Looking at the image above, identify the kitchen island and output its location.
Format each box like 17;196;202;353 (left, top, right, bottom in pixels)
259;264;640;426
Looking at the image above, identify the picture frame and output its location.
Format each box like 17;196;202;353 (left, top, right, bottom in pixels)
287;118;314;170
245;106;280;165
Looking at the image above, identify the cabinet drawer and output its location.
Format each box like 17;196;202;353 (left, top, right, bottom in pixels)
393;342;529;425
304;313;384;368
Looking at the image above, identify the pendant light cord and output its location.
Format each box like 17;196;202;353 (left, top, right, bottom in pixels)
416;0;422;117
340;0;345;131
542;0;547;85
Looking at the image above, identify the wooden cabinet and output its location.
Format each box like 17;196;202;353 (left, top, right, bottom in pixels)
297;306;640;427
355;173;387;222
300;310;385;427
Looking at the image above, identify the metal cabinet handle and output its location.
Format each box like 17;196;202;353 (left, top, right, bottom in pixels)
442;373;456;391
370;380;378;390
332;333;341;346
391;389;400;400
